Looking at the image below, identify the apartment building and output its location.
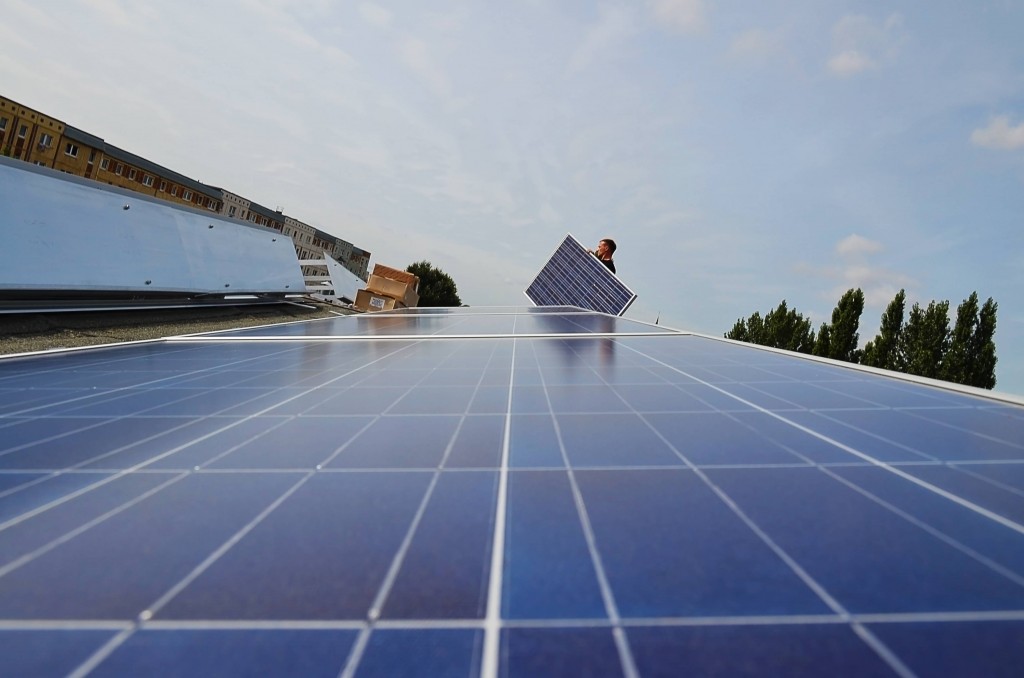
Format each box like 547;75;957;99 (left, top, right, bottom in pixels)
0;97;64;168
1;94;371;279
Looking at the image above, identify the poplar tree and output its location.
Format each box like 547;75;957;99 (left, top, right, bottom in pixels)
941;292;979;385
969;297;998;389
726;303;814;353
862;289;906;371
727;289;998;390
813;288;865;362
900;300;950;379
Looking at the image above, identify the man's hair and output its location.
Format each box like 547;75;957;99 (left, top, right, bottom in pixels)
600;238;617;254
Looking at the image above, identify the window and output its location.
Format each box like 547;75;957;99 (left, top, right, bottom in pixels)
18;125;28;139
228;206;236;217
128;168;137;180
158;180;167;192
0;117;7;131
38;133;52;148
170;186;178;196
101;158;110;170
115;163;123;175
64;142;79;157
88;150;96;163
182;190;193;201
142;175;154;187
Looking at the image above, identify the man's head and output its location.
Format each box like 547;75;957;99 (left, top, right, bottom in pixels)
597;238;616;258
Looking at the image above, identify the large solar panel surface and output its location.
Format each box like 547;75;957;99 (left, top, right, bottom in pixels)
525;235;637;316
2;306;1024;677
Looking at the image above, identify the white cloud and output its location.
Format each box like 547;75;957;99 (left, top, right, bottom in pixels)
827;50;875;76
358;2;393;28
330;141;393;175
539;202;562;225
399;38;452;99
797;234;915;310
971;115;1024;150
827;13;903;77
728;28;786;64
649;0;705;34
837;233;883;257
79;0;133;28
567;5;638;75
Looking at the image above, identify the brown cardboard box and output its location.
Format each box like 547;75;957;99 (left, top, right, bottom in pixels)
372;263;419;290
365;274;419;308
355;289;404;312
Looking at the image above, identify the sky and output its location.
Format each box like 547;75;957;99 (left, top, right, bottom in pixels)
3;0;1024;394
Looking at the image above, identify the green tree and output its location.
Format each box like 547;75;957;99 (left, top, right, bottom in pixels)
941;292;979;385
812;323;831;358
726;312;759;344
728;289;998;389
406;261;462;307
900;300;950;379
863;289;906;371
968;296;998;389
820;288;865;362
725;302;815;353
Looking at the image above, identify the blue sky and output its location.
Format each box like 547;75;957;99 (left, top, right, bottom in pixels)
3;1;1023;394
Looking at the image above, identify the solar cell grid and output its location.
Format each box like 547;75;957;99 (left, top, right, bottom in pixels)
1;308;1024;676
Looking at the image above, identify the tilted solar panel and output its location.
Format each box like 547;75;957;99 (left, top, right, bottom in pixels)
2;308;1024;676
525;233;637;316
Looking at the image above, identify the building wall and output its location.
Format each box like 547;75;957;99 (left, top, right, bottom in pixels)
1;96;66;169
220;190;251;221
2;93;371;278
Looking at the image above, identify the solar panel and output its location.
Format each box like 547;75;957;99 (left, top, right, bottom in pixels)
2;308;1024;676
525;234;637;316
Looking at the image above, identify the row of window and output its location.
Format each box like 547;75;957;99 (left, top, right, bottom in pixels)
90;157;217;208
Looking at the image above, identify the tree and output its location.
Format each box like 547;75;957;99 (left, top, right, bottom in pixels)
813;288;865;362
941;292;979;385
727;289;998;389
725;301;815;353
900;300;950;379
863;289;906;371
969;297;998;389
406;261;462;307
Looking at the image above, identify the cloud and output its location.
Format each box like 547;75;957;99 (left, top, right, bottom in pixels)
798;234;915;310
567;5;638;75
649;0;705;34
827;13;903;77
79;0;133;28
827;50;875;76
836;233;883;257
728;28;786;64
971;115;1024;150
358;2;393;28
399;38;452;98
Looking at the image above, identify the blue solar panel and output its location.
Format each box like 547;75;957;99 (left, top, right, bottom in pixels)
2;308;1024;676
525;234;637;315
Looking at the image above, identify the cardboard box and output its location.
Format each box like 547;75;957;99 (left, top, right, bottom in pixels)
372;263;419;291
355;288;404;312
365;274;419;308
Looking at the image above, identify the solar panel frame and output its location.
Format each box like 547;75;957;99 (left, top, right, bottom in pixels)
2;308;1024;676
525;233;637;316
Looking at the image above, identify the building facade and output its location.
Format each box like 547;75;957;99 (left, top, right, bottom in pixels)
1;94;370;280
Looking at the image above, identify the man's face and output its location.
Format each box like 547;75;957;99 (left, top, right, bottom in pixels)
596;241;610;258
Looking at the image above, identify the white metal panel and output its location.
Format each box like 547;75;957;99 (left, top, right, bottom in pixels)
0;158;305;296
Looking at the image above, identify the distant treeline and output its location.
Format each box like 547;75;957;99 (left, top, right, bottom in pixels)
726;289;997;389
